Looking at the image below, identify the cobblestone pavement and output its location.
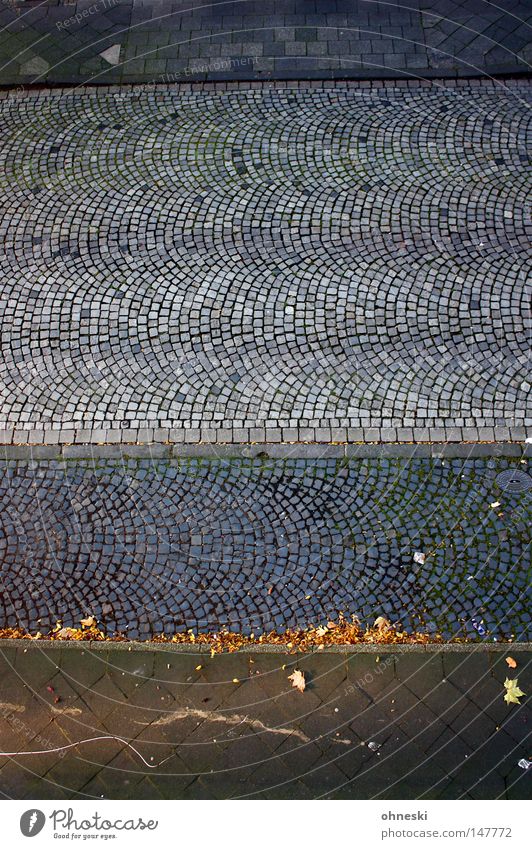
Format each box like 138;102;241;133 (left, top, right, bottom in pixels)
0;80;530;446
0;0;531;86
0;457;530;639
0;645;530;799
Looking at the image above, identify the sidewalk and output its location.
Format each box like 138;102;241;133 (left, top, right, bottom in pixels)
0;644;530;799
0;0;530;87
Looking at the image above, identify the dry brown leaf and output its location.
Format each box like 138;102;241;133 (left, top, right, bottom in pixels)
0;615;445;648
505;656;517;669
288;669;306;693
374;616;391;631
80;616;96;628
316;626;328;637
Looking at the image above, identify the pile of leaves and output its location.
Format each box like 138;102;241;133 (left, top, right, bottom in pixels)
0;615;447;651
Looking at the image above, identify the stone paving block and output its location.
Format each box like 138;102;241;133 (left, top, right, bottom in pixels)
0;456;529;638
0;83;529;444
0;647;530;799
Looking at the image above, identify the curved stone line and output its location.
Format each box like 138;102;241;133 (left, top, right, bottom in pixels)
0;87;530;432
0;458;529;640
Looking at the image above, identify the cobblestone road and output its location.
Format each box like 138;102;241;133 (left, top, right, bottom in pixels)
0;0;531;86
0;457;530;639
0;646;530;799
0;80;530;445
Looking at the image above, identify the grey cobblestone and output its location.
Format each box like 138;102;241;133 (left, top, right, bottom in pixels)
0;457;529;640
0;80;529;446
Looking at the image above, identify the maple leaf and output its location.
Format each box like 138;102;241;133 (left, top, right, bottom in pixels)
505;656;517;669
80;616;96;628
288;669;306;693
503;678;525;705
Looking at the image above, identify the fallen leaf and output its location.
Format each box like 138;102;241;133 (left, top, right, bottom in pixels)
80;616;96;628
374;616;391;631
195;665;202;671
316;626;328;637
503;677;525;705
57;627;77;638
327;621;337;630
288;669;306;693
413;551;426;564
267;586;273;595
490;501;500;508
232;678;239;683
506;656;517;669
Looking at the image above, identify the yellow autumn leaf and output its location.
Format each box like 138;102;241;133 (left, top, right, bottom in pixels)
503;677;525;705
288;669;306;693
374;616;391;631
80;616;96;628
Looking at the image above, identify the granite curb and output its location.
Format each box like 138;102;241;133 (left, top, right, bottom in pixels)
0;442;528;461
1;640;531;653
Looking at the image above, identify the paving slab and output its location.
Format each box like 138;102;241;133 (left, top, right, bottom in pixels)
0;79;530;445
0;0;531;86
0;456;529;639
0;646;530;799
